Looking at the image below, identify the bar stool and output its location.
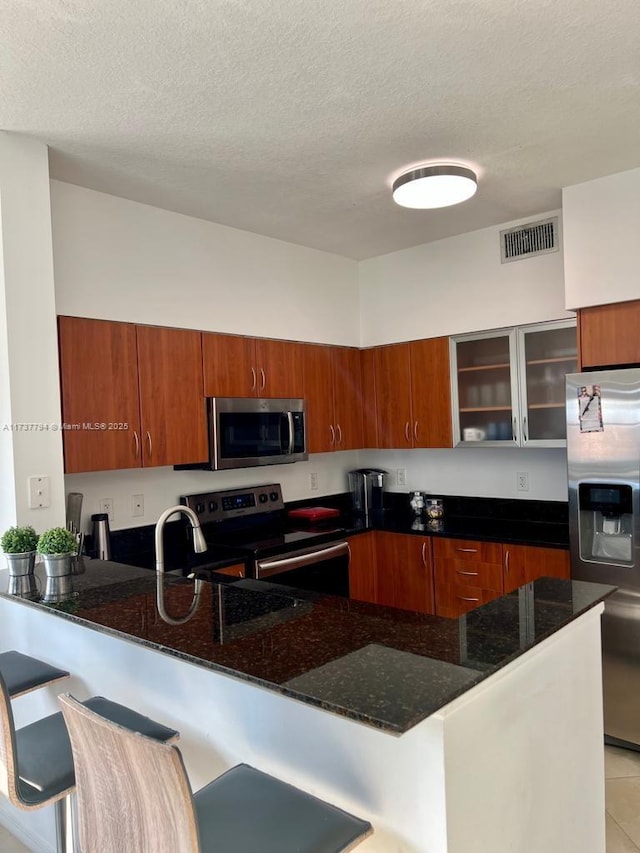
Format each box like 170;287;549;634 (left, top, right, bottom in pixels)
60;692;373;853
0;671;179;853
0;651;69;698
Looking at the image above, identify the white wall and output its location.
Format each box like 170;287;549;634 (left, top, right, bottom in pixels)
0;134;65;532
66;451;360;532
361;448;568;502
358;209;571;347
563;167;640;310
51;181;360;345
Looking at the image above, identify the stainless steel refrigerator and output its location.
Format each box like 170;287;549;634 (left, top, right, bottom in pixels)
567;368;640;749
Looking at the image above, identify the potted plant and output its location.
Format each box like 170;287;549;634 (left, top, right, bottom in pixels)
37;527;78;577
1;526;39;577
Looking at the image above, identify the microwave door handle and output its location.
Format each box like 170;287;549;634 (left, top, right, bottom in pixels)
286;411;294;455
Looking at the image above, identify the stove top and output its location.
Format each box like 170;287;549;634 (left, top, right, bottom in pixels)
180;484;346;560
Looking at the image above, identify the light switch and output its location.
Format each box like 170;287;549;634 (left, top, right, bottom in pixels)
28;476;50;509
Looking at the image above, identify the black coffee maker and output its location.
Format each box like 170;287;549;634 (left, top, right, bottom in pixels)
348;469;387;519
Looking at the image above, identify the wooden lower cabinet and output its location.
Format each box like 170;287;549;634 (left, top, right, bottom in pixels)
371;531;435;614
502;544;570;594
213;563;246;579
348;532;377;604
579;300;640;369
434;537;571;617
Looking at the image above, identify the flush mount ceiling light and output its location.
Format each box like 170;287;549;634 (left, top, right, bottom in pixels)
392;165;478;209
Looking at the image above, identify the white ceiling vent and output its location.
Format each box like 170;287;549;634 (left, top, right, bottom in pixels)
500;217;559;263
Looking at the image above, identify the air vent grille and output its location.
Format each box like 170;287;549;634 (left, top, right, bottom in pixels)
500;217;559;263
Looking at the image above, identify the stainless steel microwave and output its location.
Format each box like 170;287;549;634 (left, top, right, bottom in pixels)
204;397;307;470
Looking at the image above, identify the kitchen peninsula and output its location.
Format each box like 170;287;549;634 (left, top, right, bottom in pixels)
0;561;612;853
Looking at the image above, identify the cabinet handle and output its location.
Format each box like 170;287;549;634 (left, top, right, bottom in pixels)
457;595;480;602
146;431;152;456
504;549;510;574
405;421;410;443
414;420;419;441
133;430;140;458
421;542;427;567
329;425;335;446
512;417;518;444
456;569;479;576
336;424;343;445
523;417;528;442
455;547;478;553
259;368;266;391
250;367;257;392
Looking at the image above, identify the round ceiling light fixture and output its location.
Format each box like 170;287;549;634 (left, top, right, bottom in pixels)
392;164;478;209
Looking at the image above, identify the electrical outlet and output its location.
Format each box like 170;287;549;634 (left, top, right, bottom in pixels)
132;494;144;517
28;475;50;509
396;468;407;487
517;472;529;492
99;498;114;522
310;472;319;491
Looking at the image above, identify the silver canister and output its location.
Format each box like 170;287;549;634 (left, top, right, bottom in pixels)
91;513;112;561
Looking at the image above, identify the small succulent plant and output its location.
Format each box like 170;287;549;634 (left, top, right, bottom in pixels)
37;527;78;556
1;526;39;554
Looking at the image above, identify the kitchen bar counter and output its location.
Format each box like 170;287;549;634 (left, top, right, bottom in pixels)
0;560;611;734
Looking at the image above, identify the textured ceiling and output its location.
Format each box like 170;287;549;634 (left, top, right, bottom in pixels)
2;0;640;259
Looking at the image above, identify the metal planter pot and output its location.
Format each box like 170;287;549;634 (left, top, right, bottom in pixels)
41;553;73;578
6;551;36;577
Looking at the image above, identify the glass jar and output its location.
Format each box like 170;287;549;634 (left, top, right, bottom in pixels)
409;491;425;515
425;498;444;520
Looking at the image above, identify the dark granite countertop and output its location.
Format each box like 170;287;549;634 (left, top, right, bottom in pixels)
0;559;612;735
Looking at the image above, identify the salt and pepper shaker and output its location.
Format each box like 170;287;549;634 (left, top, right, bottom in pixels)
409;491;425;515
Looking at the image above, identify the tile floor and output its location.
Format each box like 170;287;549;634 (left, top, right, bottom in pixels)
0;745;638;851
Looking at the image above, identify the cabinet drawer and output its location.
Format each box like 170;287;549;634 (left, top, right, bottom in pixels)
433;538;502;565
437;558;503;592
435;583;500;618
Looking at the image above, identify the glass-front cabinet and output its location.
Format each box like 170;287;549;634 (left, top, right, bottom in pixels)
450;319;577;447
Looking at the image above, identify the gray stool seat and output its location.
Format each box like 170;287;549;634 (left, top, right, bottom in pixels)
0;651;69;698
15;696;179;806
59;693;373;853
195;763;372;853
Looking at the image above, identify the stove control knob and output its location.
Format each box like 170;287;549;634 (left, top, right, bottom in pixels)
195;503;204;514
208;501;218;513
269;491;279;502
259;493;268;504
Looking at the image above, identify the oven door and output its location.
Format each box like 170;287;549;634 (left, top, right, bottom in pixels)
254;541;350;597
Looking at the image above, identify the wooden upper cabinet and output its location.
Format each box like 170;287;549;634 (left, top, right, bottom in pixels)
256;338;305;398
410;337;453;448
374;343;413;448
579;301;640;369
136;326;208;467
302;343;335;452
202;332;257;397
360;348;378;448
202;333;304;398
332;347;363;450
503;544;570;594
58;316;142;474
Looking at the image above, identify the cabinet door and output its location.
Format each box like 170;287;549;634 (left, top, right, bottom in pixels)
373;344;413;449
360;348;379;448
517;321;577;447
136;326;208;467
451;330;518;446
333;347;364;450
202;332;257;397
374;532;434;614
410;337;453;448
58;317;142;473
503;544;570;594
302;344;335;452
579;301;640;369
348;532;377;604
256;339;305;398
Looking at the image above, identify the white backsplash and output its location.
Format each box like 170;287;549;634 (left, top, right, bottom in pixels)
65;451;361;532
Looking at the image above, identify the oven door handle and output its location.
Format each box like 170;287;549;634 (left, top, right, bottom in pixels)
255;541;349;578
